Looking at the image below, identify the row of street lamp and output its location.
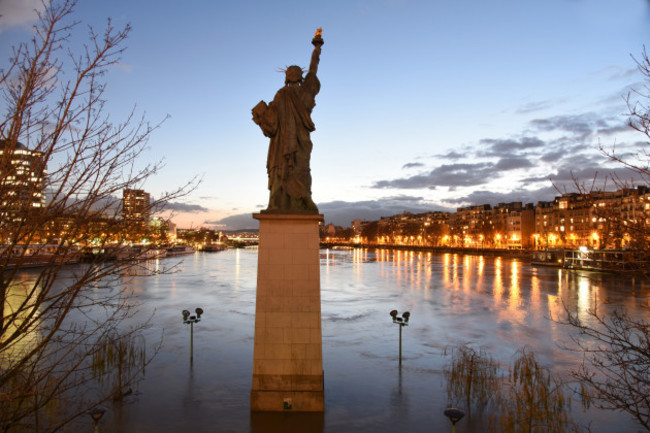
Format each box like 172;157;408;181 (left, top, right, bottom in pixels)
182;306;464;430
87;307;464;432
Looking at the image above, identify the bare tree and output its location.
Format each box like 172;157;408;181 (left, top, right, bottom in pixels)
599;47;650;266
558;46;650;432
565;307;650;431
605;47;650;177
0;1;193;431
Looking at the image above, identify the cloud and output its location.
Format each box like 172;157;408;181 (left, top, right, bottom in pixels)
598;82;642;106
373;162;496;189
520;152;618;185
383;194;425;202
319;198;451;226
207;213;258;231
548;165;641;185
436;150;464;160
444;186;559;207
516;100;557;114
161;202;209;213
605;67;638;82
479;137;546;156
520;174;553;183
528;112;608;138
0;0;45;33
494;157;534;170
596;123;633;136
539;149;566;163
366;106;641;216
402;162;424;169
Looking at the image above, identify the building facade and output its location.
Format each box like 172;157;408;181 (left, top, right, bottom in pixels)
0;140;46;236
345;187;649;251
122;188;151;238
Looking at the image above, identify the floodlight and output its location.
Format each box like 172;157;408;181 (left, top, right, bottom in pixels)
444;407;465;425
88;408;105;422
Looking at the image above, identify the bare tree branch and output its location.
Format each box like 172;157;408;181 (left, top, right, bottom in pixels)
0;0;196;430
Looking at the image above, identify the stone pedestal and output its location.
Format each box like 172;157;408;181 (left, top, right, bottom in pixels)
251;212;324;412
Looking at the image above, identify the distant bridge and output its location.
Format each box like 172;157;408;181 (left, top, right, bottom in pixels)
228;235;259;246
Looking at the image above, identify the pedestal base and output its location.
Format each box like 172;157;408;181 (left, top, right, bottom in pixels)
251;389;324;412
251;213;324;412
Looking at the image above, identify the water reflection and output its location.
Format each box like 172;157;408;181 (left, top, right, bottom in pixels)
29;247;648;433
1;271;42;364
389;366;409;422
494;256;503;303
250;412;324;433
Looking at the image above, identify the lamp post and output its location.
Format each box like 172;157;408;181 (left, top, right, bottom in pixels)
182;307;204;364
87;408;105;433
389;310;410;365
443;407;465;433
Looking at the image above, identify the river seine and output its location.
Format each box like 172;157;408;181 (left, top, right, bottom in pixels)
92;247;648;433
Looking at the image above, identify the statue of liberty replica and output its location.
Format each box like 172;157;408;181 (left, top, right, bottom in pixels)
250;29;326;413
252;28;323;213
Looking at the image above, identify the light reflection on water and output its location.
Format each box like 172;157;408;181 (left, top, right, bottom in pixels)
20;247;648;433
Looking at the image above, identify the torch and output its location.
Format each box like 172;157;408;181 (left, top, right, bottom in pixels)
312;27;324;47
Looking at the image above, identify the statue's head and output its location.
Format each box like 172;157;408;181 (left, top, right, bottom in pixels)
284;65;304;85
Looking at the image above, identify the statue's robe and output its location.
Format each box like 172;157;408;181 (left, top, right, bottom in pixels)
256;71;320;212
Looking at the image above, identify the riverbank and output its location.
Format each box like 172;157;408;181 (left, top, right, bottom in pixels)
320;242;533;260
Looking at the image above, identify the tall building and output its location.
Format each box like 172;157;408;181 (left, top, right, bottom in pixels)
0;140;46;230
122;189;151;235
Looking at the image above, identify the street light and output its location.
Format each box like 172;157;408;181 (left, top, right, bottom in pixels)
182;307;204;364
389;309;410;365
87;408;105;433
443;407;465;433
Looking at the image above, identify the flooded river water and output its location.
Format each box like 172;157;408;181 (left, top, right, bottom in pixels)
86;247;649;432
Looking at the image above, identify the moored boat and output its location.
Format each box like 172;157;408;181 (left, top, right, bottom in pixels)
166;245;195;256
116;246;168;261
532;247;636;272
1;244;81;269
200;244;227;252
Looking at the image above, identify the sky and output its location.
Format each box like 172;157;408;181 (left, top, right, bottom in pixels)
1;0;649;230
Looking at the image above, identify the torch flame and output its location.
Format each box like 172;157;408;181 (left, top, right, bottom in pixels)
314;27;322;38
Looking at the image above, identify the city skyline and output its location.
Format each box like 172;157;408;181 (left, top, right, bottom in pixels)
1;0;649;229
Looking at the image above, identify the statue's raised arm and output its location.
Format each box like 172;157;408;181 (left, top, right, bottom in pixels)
309;28;324;76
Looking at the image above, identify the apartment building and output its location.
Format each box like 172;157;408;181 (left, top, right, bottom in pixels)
0;140;46;232
122;188;151;237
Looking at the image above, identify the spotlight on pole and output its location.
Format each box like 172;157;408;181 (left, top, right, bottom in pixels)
88;408;106;433
182;307;204;365
444;407;465;433
389;309;410;365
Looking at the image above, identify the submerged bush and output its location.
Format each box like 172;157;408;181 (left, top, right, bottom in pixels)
444;345;500;412
488;349;581;433
444;346;583;433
